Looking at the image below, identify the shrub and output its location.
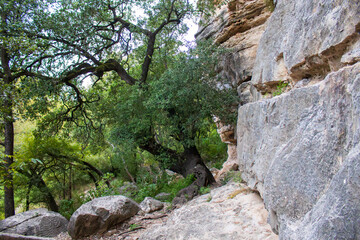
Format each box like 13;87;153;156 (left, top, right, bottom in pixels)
199;186;211;195
59;199;75;220
273;81;288;96
221;171;243;185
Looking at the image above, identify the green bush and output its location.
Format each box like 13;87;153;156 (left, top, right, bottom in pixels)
59;199;75;220
199;186;211;195
81;173;118;203
273;81;288;96
197;125;227;169
134;173;195;203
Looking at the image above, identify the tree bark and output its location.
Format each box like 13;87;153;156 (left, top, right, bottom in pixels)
3;110;15;218
140;138;215;186
180;146;215;186
18;169;59;212
1;39;15;217
33;174;59;212
25;183;32;211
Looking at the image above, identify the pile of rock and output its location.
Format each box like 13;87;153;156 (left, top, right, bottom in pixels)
0;195;168;240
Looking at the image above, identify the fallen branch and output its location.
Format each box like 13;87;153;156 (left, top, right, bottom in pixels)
117;226;145;236
140;214;168;221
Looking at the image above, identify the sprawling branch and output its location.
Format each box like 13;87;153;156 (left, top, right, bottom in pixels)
139;136;184;174
25;32;100;65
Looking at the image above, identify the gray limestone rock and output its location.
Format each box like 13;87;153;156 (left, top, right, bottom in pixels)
139;182;277;240
0;208;68;238
154;193;172;202
0;233;54;240
67;195;140;239
252;0;360;87
237;63;360;238
140;197;164;213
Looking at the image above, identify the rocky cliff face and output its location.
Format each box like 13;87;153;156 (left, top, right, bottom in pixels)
198;0;360;239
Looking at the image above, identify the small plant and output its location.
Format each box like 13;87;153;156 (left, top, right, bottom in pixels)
199;186;211;195
129;223;141;231
81;173;117;203
221;171;243;185
207;195;212;202
273;81;288;96
228;189;245;199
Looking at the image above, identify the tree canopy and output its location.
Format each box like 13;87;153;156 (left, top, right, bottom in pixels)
0;0;237;218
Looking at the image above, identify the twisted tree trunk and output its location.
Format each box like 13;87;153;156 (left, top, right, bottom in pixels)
140;137;215;205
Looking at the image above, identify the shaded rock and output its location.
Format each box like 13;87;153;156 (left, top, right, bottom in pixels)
154;193;172;202
118;182;138;198
195;5;229;41
237;81;260;105
198;0;270;87
237;63;360;238
0;233;54;240
197;0;270;88
341;39;360;65
172;185;199;208
139;182;277;240
0;208;68;238
140;197;164;213
67;195;140;239
214;144;239;182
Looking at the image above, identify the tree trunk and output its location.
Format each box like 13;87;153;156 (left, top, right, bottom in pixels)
80;160;110;187
180;146;215;186
3;114;15;218
140;138;215;186
34;175;59;212
25;183;32;211
68;165;72;200
1;42;15;218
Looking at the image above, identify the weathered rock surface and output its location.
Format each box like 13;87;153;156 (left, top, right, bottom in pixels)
0;233;54;240
140;197;164;214
67;195;140;239
0;208;68;238
252;0;360;91
200;0;360;238
154;193;172;202
139;182;278;240
232;0;360;238
237;62;360;238
197;0;270;185
214;144;239;182
197;0;271;88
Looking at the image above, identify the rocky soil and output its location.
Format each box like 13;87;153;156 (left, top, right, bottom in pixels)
55;181;277;240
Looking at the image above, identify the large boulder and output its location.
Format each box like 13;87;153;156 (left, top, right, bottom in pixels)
139;182;277;240
0;208;68;238
67;195;140;239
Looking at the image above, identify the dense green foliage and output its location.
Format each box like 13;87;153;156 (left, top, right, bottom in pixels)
0;0;237;219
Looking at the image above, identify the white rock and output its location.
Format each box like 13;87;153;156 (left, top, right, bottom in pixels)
140;197;164;213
